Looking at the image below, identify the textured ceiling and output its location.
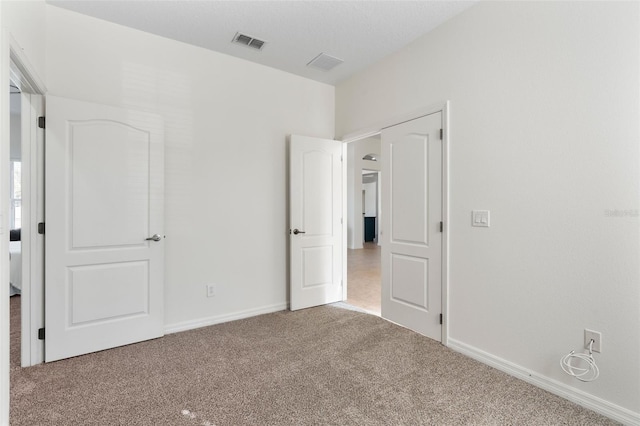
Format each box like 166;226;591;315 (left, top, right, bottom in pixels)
47;0;477;86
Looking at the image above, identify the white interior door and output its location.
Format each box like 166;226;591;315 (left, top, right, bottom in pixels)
381;112;443;340
45;96;164;362
290;135;343;311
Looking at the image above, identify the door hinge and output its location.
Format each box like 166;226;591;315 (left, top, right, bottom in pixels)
439;221;443;232
439;314;443;325
38;116;45;129
38;222;45;235
439;128;443;140
38;328;45;340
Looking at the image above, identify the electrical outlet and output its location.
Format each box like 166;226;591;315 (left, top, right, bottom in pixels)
206;284;216;298
584;329;602;353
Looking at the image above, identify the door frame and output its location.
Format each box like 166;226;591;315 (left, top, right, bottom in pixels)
340;100;450;345
1;29;47;424
8;33;47;368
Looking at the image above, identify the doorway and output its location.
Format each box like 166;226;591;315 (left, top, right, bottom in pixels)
345;137;382;315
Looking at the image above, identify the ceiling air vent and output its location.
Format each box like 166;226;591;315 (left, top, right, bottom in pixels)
307;53;344;72
232;32;266;51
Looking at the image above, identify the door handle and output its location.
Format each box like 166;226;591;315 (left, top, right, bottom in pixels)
145;234;162;242
292;229;306;235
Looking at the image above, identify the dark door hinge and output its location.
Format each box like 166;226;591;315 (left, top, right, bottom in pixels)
439;314;443;325
439;128;443;140
38;222;45;235
439;221;443;232
38;116;45;129
38;328;45;340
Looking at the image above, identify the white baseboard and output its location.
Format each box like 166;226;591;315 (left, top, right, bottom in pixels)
447;339;640;426
164;302;288;335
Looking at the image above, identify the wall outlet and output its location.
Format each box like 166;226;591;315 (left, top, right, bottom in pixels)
206;284;216;298
584;329;601;353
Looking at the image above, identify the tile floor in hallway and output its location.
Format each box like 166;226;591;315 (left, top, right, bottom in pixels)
346;242;381;315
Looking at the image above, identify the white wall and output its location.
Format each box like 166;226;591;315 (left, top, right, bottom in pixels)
346;137;380;248
2;0;47;81
337;1;639;419
45;6;335;328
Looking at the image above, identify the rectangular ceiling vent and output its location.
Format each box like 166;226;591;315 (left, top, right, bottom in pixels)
232;32;266;51
307;53;344;72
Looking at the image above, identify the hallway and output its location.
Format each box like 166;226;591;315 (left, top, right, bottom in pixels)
346;242;381;315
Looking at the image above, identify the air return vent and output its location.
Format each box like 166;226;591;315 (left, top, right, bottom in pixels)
232;32;266;51
307;53;344;71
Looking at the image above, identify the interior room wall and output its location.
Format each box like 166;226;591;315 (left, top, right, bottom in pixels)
347;137;380;249
336;1;639;417
2;0;47;81
45;5;335;329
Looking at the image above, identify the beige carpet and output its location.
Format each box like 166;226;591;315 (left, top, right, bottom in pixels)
10;296;616;425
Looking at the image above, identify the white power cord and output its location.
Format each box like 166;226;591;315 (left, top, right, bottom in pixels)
560;339;600;382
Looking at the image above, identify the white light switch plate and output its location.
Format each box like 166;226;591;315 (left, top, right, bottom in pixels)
472;210;490;227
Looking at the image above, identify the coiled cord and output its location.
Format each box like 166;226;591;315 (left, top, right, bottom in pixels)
560;339;600;382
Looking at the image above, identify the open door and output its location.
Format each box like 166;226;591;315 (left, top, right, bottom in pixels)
289;135;343;311
381;112;443;340
45;96;164;362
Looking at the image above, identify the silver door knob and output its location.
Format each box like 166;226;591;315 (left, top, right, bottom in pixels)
292;229;306;235
145;234;162;242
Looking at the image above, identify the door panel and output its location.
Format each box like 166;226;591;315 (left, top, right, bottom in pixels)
46;96;164;362
70;121;150;249
302;150;334;236
69;261;149;325
391;254;428;310
381;112;442;340
391;134;428;243
290;135;342;311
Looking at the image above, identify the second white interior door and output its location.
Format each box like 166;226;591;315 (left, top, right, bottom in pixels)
381;112;443;341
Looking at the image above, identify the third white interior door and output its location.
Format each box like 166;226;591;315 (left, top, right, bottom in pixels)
380;112;443;341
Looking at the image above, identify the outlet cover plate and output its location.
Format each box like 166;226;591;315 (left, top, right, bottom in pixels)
584;329;601;353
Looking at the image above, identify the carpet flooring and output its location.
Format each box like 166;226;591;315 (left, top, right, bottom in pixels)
10;296;616;425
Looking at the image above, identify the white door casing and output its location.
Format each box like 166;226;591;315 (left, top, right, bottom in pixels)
20;92;45;366
45;96;164;362
381;112;443;340
290;135;343;311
